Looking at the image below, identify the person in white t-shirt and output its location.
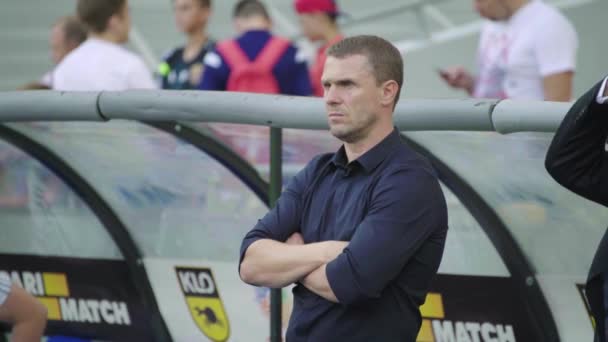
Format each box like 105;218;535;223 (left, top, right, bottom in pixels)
53;0;157;91
439;0;578;102
37;16;88;89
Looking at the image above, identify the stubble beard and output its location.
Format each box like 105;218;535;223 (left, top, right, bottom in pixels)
330;114;377;144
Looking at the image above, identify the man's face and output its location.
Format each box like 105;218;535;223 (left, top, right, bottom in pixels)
322;54;383;143
297;13;324;42
173;0;209;34
50;24;69;65
474;0;510;20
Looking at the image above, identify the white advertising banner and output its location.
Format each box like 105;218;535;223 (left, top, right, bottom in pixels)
144;258;292;342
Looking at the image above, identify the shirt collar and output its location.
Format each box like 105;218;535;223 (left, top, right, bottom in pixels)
331;128;401;174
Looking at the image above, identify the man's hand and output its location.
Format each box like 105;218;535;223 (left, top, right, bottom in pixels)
296;240;348;302
286;233;347;263
438;66;475;95
286;232;304;245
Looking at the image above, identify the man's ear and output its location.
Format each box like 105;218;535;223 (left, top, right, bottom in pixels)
380;80;399;108
107;14;119;33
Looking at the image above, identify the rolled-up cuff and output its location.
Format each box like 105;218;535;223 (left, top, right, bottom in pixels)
326;253;361;306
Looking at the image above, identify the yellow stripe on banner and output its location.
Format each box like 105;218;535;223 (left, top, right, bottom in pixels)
43;273;69;297
416;319;435;342
38;297;61;320
419;293;445;319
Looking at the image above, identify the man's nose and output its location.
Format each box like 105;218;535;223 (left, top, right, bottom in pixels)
324;85;341;105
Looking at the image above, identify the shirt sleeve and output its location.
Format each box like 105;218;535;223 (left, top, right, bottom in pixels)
325;166;447;306
128;58;158;89
535;15;578;76
286;46;313;96
51;62;67;90
40;71;53;87
239;156;321;267
597;77;608;104
0;272;12;306
199;51;228;91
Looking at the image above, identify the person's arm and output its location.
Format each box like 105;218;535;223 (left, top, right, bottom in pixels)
287;46;313;96
239;156;344;288
438;66;475;96
241;239;347;288
545;77;608;206
199;51;228;91
536;15;577;102
0;285;47;342
543;71;573;102
303;167;447;305
300;264;337;302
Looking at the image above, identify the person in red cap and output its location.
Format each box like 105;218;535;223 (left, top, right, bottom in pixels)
294;0;343;97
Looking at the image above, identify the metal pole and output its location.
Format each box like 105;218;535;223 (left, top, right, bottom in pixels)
269;126;283;342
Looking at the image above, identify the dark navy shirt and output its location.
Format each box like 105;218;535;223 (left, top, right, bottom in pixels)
240;129;448;341
199;30;312;96
158;40;215;90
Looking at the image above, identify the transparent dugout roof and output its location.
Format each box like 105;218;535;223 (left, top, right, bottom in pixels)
7;122;268;261
4;121;512;278
0;137;121;259
407;131;608;276
200;123;341;181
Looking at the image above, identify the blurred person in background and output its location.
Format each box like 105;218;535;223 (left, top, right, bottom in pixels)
19;16;87;90
53;0;156;91
199;0;311;96
0;273;47;342
439;0;578;101
158;0;215;90
41;16;88;88
294;0;343;97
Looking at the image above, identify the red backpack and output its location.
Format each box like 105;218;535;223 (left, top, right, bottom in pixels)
216;37;290;94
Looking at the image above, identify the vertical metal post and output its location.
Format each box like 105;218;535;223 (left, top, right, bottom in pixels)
269;126;283;342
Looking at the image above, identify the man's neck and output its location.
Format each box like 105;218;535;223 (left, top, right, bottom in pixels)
89;32;122;44
344;123;394;163
237;17;271;33
185;30;208;53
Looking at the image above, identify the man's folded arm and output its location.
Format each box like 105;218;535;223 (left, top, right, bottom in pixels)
302;168;447;305
301;264;338;302
240;237;338;288
239;156;344;288
545;77;608;206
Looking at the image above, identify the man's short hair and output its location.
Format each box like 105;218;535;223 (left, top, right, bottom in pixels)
327;35;404;107
233;0;270;20
197;0;211;8
77;0;126;33
57;16;88;45
174;0;211;8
